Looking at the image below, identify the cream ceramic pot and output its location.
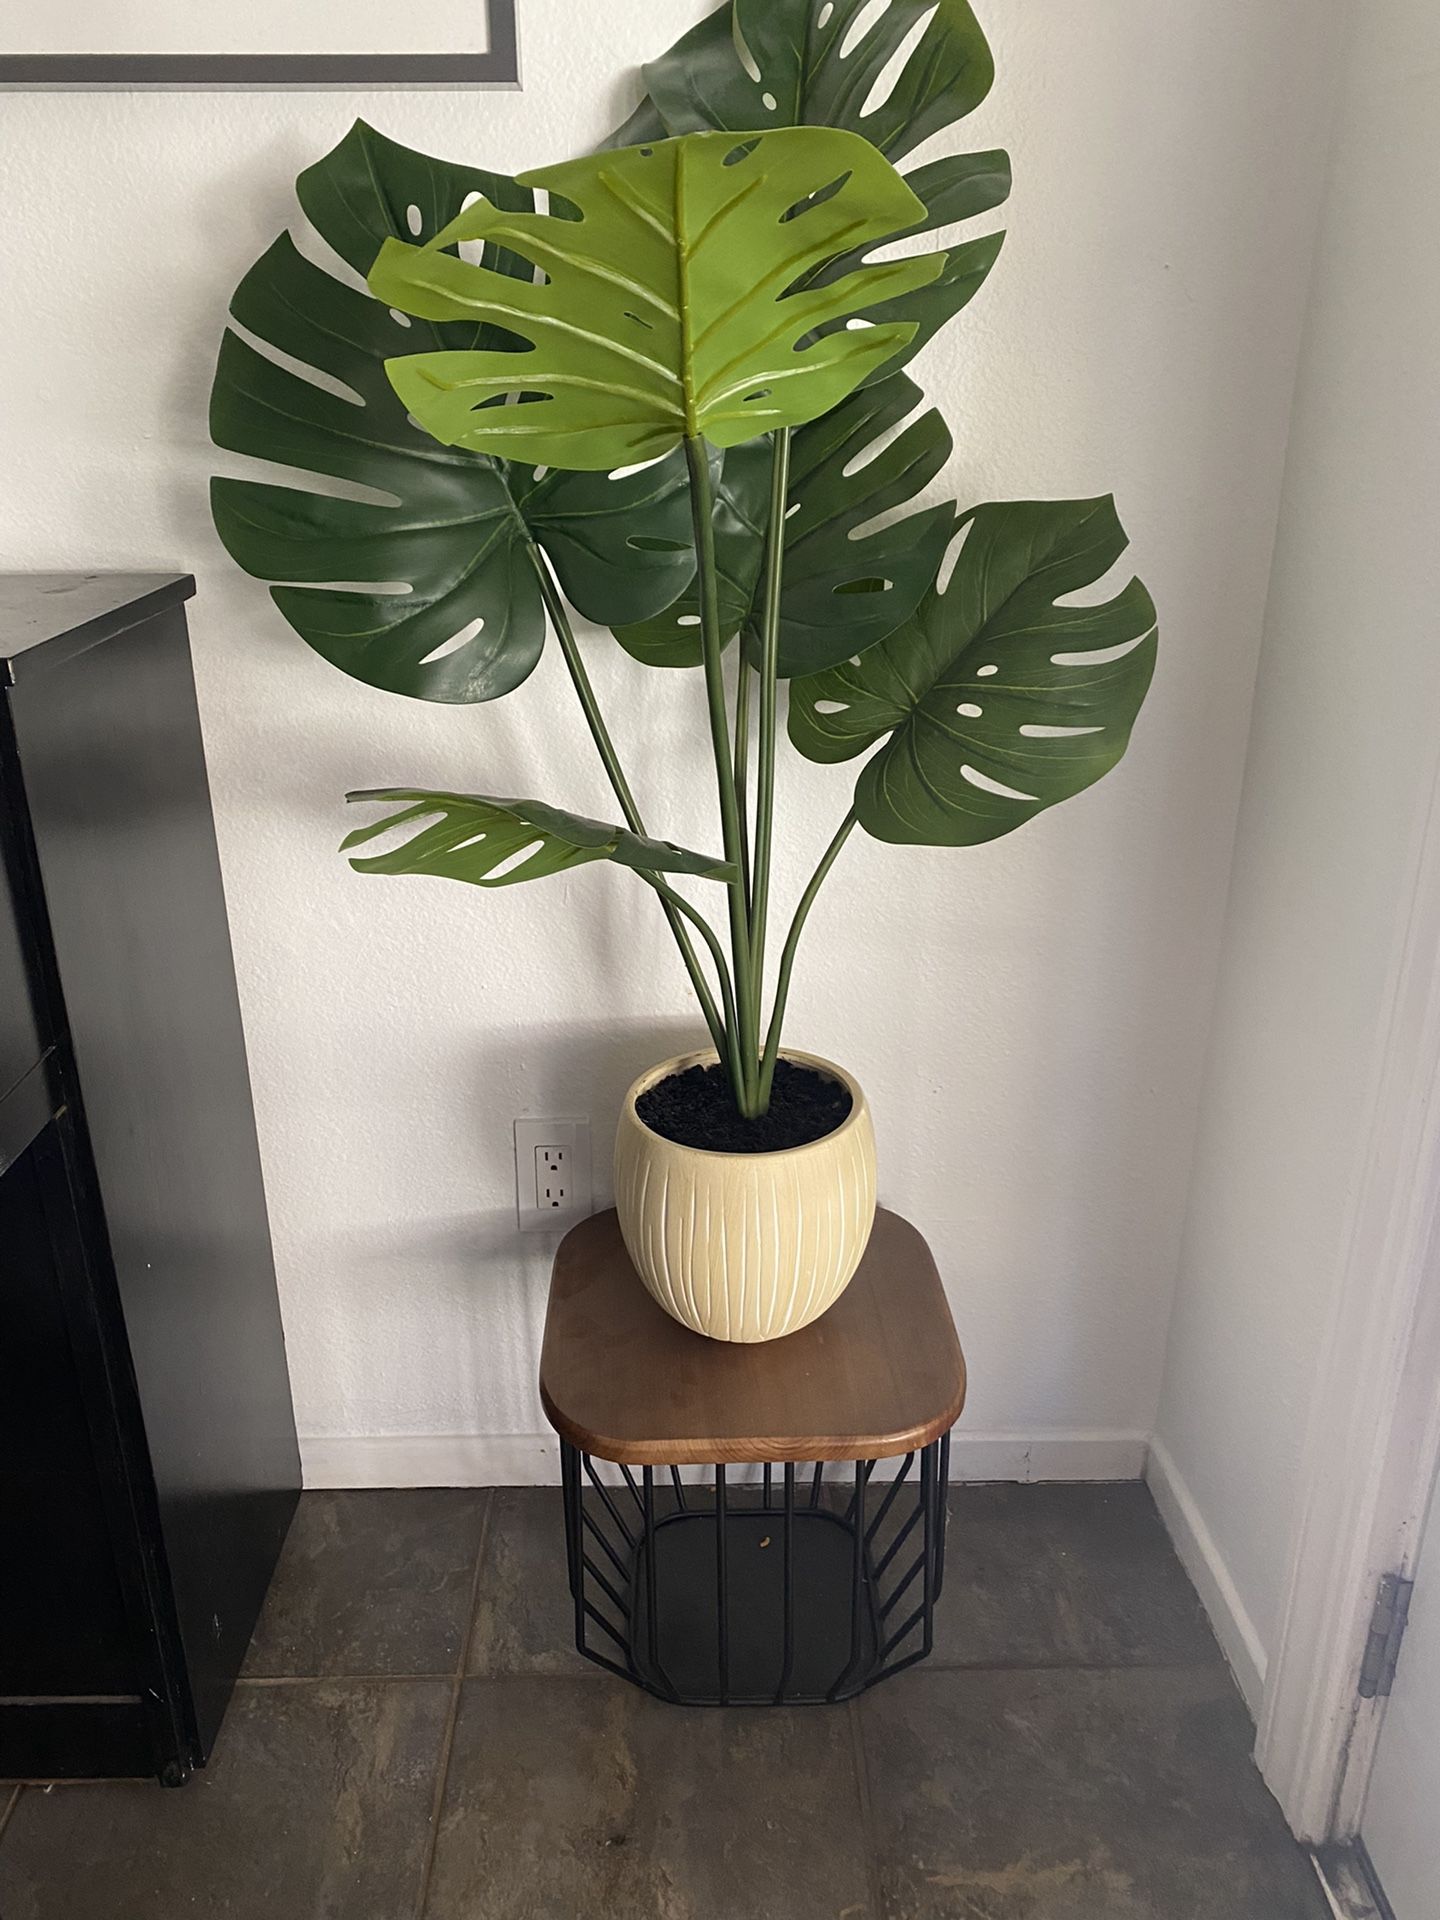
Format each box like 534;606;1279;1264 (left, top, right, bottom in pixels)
613;1049;877;1343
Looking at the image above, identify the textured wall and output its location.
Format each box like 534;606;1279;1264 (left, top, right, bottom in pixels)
0;1;1342;1479
1156;0;1440;1664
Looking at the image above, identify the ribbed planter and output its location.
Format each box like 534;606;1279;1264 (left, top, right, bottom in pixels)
613;1049;877;1343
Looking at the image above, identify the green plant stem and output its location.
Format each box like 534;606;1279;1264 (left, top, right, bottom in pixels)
645;877;744;1091
733;658;752;915
750;426;791;1003
758;809;858;1106
685;436;762;1116
530;546;730;1057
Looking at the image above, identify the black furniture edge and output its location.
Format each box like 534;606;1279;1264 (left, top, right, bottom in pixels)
0;1055;62;1172
1;573;194;684
1;574;300;1783
30;1116;197;1780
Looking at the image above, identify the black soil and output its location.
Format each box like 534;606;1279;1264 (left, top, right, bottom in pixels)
635;1059;853;1154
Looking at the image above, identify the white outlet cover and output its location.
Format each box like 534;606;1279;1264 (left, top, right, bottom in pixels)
514;1116;593;1232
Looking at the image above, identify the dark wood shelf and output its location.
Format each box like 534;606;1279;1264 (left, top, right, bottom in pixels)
540;1207;966;1466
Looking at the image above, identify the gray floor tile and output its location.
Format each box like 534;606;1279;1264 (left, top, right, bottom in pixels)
0;1680;450;1920
467;1487;599;1678
424;1677;874;1920
859;1666;1327;1920
932;1483;1222;1668
244;1489;488;1677
4;1483;1315;1918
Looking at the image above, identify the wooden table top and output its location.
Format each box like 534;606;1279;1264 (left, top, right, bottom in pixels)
539;1208;966;1466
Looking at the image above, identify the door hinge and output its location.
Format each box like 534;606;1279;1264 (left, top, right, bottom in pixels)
1358;1572;1414;1700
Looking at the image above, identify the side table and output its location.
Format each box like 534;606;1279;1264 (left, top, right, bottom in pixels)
539;1207;966;1706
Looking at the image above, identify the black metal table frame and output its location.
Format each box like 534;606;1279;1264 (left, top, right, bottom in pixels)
559;1432;952;1707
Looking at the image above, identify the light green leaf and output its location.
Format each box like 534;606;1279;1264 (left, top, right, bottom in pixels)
615;1;1011;382
369;128;939;471
342;790;736;886
789;498;1158;845
210;121;696;704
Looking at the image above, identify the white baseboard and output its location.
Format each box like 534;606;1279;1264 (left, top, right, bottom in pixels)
1146;1437;1268;1716
298;1427;1148;1492
299;1433;559;1489
943;1428;1148;1481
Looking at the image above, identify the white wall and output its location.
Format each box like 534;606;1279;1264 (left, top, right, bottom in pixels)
0;2;1342;1484
1152;0;1440;1703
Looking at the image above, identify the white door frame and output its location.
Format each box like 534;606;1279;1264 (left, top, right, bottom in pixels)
1256;743;1440;1844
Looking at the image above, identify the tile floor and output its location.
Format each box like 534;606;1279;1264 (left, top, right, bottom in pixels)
0;1483;1329;1919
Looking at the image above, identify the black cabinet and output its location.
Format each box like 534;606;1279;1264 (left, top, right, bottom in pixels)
0;832;42;1105
0;574;300;1784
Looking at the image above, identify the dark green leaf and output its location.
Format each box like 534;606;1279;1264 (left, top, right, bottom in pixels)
616;374;955;677
210;234;545;703
896;150;1014;233
613;441;769;666
800;150;1011;382
789;498;1158;845
637;0;994;164
605;93;669;151
297;117;536;329
342;789;735;885
210;121;698;702
763;373;957;675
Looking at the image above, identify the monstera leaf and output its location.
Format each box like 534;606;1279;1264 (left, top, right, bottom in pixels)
613;441;770;667
615;373;955;675
210;120;695;703
789;498;1158;845
633;0;994;161
369;128;939;470
796;149;1009;385
342;790;734;886
612;0;1011;380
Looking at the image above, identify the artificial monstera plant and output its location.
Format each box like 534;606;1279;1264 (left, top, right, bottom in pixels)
211;0;1157;1125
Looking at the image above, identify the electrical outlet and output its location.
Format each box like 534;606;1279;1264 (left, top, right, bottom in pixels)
535;1143;570;1212
514;1117;592;1232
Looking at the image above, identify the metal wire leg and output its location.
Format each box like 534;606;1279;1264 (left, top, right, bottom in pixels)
643;1467;660;1678
555;1429;957;1705
776;1463;796;1703
873;1439;948;1678
935;1429;952;1604
715;1464;730;1705
827;1459;869;1701
561;1441;585;1660
567;1453;639;1680
919;1439;938;1662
